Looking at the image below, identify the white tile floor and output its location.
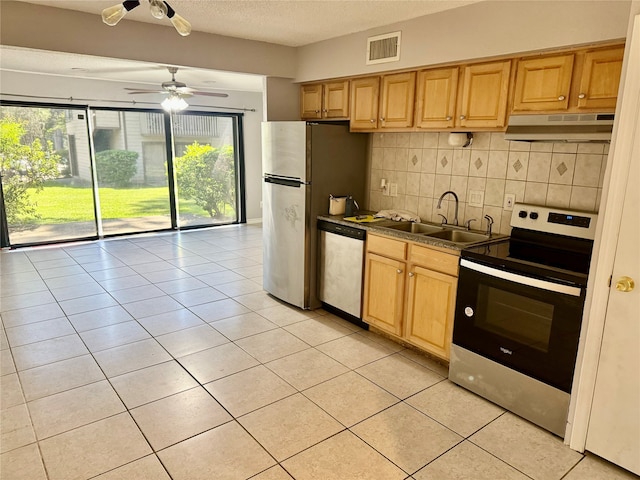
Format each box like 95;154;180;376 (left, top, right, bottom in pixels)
0;224;637;480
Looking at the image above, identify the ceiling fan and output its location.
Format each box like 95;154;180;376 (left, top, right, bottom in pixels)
125;67;229;99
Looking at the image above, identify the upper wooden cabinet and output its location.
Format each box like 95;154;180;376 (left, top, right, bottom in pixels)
415;67;459;129
379;72;416;129
300;80;350;120
350;77;380;129
512;45;624;113
457;60;512;129
301;42;623;128
512;54;575;112
415;61;511;130
577;46;624;110
350;72;415;131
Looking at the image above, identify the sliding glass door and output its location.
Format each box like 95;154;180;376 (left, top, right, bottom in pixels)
0;104;97;245
92;110;172;235
173;113;241;228
1;103;244;247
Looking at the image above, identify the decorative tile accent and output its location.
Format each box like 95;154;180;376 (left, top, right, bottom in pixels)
411;154;419;166
440;156;449;168
557;162;568;176
474;157;483;170
512;159;523;173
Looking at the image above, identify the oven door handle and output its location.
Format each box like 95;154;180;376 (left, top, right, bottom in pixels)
460;259;583;297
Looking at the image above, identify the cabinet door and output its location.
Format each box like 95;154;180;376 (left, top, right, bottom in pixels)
458;60;511;128
363;252;405;336
300;84;323;119
415;67;458;129
350;77;380;130
323;80;350;118
380;72;416;129
512;54;574;111
577;46;624;110
404;265;457;360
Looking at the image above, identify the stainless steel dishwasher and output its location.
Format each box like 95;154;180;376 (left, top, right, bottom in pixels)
317;220;367;326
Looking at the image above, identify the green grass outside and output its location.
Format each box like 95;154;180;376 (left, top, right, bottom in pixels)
25;184;232;223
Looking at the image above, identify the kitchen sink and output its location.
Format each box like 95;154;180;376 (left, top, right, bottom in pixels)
377;221;498;245
425;229;490;244
380;222;444;235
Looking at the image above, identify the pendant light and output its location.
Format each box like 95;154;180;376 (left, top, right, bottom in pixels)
101;0;191;36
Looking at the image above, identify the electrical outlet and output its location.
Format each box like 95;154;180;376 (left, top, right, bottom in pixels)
389;183;398;197
503;193;515;211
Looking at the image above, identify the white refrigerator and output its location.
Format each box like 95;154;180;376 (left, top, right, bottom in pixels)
262;121;368;309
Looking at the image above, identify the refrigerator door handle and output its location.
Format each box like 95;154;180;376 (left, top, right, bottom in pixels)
264;175;309;187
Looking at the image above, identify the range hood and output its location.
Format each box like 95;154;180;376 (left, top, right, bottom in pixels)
505;113;614;142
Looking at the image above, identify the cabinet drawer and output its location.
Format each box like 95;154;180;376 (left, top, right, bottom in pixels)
410;244;459;277
367;234;407;260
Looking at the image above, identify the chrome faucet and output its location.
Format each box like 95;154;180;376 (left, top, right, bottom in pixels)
484;215;494;236
436;191;459;226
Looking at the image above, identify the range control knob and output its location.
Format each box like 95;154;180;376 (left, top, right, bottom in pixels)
518;210;528;218
530;212;539;220
464;306;474;317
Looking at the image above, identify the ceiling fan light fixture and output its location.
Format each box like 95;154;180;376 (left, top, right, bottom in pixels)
161;94;188;112
164;2;192;36
101;0;140;26
149;0;168;19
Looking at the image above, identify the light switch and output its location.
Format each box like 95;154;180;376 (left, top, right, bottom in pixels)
389;183;398;197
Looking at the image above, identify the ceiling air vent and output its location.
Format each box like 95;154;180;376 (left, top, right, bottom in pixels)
366;31;401;65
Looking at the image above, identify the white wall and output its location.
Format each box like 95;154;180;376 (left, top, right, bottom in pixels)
0;70;265;221
296;0;631;82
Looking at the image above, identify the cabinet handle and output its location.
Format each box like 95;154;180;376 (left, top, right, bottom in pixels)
380;117;385;122
396;269;403;274
370;119;375;123
459;115;466;120
315;110;320;113
446;116;452;121
408;272;415;277
322;109;328;113
578;93;586;99
558;95;566;101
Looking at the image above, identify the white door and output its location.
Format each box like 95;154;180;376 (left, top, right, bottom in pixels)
583;14;640;475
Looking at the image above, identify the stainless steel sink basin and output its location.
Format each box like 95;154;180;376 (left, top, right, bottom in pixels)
376;221;500;246
380;222;444;235
425;229;490;244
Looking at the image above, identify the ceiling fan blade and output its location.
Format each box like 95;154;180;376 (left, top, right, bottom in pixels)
124;88;166;95
191;91;229;98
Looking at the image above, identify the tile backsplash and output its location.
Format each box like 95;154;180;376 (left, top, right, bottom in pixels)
366;132;608;235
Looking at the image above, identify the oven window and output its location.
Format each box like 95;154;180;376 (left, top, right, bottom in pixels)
476;285;554;352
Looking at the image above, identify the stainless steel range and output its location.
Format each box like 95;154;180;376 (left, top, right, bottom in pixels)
449;203;598;437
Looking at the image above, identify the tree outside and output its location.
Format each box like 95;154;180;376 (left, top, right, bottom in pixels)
174;142;236;220
0;116;61;226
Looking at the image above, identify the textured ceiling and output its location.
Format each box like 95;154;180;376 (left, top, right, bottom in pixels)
10;0;480;47
1;1;480;95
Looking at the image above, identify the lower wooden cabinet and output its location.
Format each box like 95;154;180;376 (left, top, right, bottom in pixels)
362;252;405;336
404;265;457;359
362;233;459;361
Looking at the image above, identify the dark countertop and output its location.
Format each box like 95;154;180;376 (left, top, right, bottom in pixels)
317;213;508;252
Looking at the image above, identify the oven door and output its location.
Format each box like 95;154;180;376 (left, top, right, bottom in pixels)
453;258;586;393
